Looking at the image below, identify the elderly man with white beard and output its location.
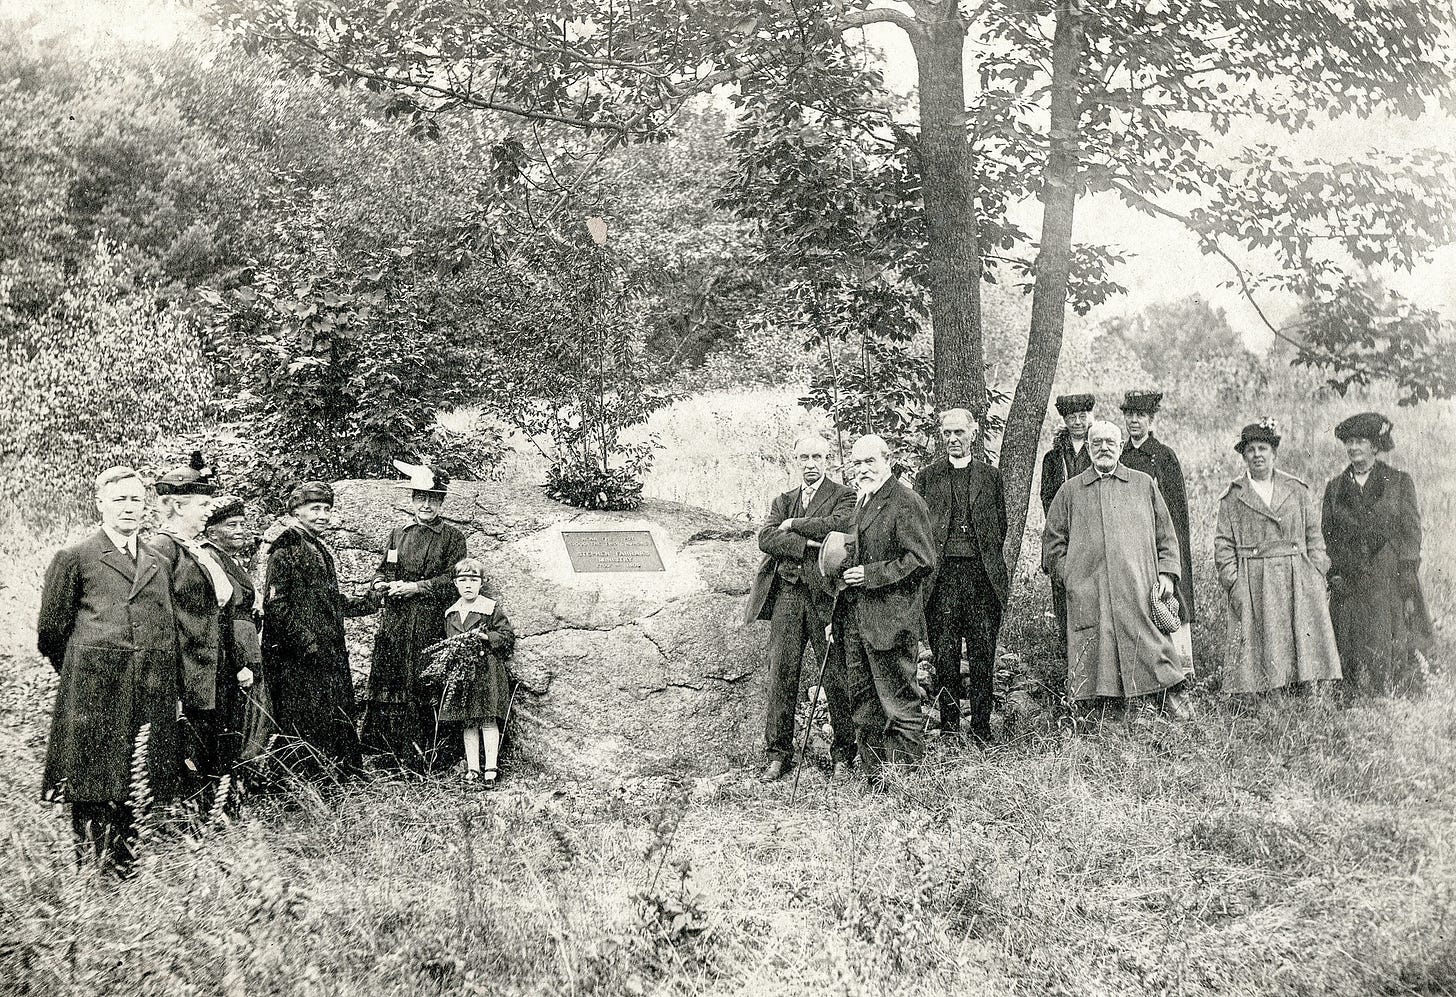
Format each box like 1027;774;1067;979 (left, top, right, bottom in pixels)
833;434;936;777
1041;420;1193;720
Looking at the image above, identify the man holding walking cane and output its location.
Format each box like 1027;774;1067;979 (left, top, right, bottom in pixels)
746;434;857;782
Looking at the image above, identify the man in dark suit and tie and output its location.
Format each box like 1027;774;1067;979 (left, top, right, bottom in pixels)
837;434;935;778
37;466;183;874
745;435;856;782
913;409;1009;742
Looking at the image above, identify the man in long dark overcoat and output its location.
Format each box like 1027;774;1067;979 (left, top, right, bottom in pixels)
1040;393;1095;650
913;409;1009;741
745;434;856;782
38;466;183;873
838;434;936;778
1119;390;1195;629
262;481;374;773
359;462;468;765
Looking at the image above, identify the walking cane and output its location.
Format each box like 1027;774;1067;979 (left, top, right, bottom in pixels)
790;589;842;806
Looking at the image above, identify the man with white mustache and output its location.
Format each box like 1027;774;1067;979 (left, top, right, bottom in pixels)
1042;421;1191;719
836;434;936;777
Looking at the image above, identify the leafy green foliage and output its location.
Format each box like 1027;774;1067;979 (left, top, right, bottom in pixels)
0;242;211;523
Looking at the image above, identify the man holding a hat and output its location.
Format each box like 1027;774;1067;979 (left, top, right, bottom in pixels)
745;434;857;782
1119;391;1196;637
38;466;184;873
830;434;935;777
1043;421;1190;716
262;481;372;772
359;461;468;764
1040;393;1096;650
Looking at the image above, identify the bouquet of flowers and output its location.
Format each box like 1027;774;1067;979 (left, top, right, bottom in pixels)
421;629;497;713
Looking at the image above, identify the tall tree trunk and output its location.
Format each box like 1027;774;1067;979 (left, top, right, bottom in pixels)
1000;0;1082;575
911;10;986;419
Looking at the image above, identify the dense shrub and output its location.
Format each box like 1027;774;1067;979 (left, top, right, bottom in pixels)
0;242;211;523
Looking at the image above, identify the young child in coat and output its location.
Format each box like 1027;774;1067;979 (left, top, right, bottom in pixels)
437;558;516;786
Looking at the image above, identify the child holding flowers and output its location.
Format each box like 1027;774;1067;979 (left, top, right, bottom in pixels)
431;558;516;786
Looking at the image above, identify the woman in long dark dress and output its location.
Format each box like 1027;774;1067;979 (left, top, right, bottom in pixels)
261;482;374;774
359;462;467;765
1322;412;1433;696
150;454;240;802
199;496;274;770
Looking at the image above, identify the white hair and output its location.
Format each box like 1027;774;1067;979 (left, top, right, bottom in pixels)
851;434;891;459
1088;419;1123;442
94;465;143;497
939;408;977;429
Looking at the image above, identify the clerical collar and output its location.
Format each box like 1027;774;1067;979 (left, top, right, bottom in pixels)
948;454;975;469
101;525;137;557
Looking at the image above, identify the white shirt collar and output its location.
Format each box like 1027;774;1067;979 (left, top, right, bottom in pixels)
101;525;137;558
1129;436;1148;449
447;596;495;619
948;454;975;469
1072;439;1087;453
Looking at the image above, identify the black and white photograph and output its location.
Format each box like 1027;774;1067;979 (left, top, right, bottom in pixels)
2;0;1454;993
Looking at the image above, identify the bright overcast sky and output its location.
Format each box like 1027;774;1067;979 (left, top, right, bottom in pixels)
10;0;1456;349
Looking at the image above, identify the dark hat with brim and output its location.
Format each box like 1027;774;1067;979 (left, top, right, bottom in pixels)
204;495;246;529
1055;393;1096;416
286;481;335;510
155;451;221;497
1234;420;1282;454
1334;411;1394;452
1120;390;1163;414
818;531;852;590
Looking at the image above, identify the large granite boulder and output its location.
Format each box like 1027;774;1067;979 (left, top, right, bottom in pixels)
327;478;768;779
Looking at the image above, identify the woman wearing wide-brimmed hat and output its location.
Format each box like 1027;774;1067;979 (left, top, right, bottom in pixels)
151;453;244;800
1213;420;1342;694
358;461;468;767
1322;412;1433;696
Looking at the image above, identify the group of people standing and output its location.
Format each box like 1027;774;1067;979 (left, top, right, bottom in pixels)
37;457;516;875
750;392;1434;783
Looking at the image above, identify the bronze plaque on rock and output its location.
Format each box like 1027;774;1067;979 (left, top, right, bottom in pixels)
562;529;666;573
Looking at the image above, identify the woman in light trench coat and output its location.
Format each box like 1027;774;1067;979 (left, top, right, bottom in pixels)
1213;420;1342;694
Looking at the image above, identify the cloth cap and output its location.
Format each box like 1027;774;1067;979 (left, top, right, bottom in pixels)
286;481;335;510
392;459;450;494
1234;419;1282;454
155;451;221;497
818;531;852;590
1334;412;1394;452
1055;393;1096;417
1120;390;1163;414
204;495;246;529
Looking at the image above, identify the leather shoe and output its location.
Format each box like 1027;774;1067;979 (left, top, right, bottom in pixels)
831;760;853;780
758;758;788;782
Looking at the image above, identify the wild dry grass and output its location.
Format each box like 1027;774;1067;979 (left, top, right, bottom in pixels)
2;387;1454;997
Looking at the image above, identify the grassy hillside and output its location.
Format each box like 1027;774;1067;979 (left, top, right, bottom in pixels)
2;388;1453;997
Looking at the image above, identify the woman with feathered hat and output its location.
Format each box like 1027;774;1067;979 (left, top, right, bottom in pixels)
1213;420;1341;694
359;461;467;767
1322;413;1433;696
151;452;246;803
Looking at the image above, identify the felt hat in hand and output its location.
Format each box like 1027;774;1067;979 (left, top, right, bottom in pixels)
818;531;853;591
1150;586;1182;635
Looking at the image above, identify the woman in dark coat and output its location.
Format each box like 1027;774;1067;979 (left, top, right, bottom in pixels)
150;453;238;800
1322;412;1433;696
199;496;273;769
359;462;467;765
38;466;182;873
261;482;374;773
